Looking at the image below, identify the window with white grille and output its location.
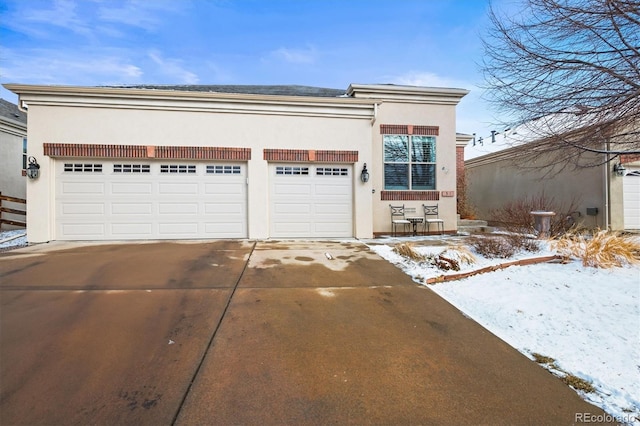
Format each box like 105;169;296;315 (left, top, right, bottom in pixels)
206;165;241;175
114;164;151;173
316;167;348;176
160;164;196;174
64;163;103;173
276;166;309;175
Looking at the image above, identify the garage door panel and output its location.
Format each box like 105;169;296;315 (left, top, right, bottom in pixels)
111;203;153;215
56;161;247;240
273;222;312;233
315;203;350;214
205;222;244;234
61;223;105;236
315;184;350;196
111;182;153;194
62;182;105;195
273;203;312;214
274;183;312;195
159;203;199;215
205;203;244;214
111;223;154;236
314;222;351;233
61;203;105;215
159;183;199;195
204;183;245;195
158;223;199;235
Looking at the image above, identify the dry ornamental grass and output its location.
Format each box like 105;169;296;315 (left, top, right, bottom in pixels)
552;230;640;268
392;243;425;261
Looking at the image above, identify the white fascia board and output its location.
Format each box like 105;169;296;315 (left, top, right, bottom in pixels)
4;84;377;120
0;116;27;137
347;84;469;105
456;132;474;147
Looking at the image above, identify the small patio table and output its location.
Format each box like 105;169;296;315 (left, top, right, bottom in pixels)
406;217;424;236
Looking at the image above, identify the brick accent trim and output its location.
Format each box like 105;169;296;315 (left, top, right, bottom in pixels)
380;124;439;136
44;143;147;158
413;125;439;136
316;150;358;162
380;124;409;135
381;191;440;201
264;149;309;161
155;146;251;160
43;143;251;160
621;153;640;164
264;149;358;163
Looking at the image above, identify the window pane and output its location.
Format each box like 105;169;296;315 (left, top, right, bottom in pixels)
384;164;409;189
412;164;436;189
411;136;436;162
22;138;27;170
383;135;409;162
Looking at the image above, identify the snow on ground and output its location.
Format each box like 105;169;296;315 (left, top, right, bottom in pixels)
0;229;27;250
368;237;640;425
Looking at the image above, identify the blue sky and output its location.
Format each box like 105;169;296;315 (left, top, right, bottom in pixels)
0;0;503;138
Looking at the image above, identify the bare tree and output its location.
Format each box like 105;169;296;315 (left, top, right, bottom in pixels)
481;0;640;172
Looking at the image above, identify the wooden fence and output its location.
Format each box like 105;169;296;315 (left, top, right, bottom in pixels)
0;192;27;228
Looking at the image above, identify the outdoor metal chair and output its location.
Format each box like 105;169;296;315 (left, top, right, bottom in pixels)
422;204;444;235
390;204;411;236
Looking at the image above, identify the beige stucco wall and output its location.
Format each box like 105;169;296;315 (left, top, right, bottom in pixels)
370;102;459;233
0;115;27;230
24;103;374;242
465;151;609;229
0;116;27;199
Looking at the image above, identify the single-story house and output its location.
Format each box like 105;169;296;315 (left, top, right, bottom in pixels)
4;83;469;243
0;98;28;229
464;123;640;232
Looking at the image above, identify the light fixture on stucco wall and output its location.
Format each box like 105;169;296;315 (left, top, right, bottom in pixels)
26;156;40;179
613;163;626;176
360;163;369;183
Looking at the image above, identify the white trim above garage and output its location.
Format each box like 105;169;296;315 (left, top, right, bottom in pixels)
269;163;353;238
55;160;247;240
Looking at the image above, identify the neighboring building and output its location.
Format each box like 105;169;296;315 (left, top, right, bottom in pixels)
465;123;640;232
0;98;28;229
4;83;468;243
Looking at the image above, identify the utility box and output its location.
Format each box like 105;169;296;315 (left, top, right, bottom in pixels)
586;208;599;216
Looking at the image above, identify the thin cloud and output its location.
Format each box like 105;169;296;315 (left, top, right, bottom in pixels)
97;0;189;31
148;50;199;84
269;46;317;65
389;71;469;90
0;48;143;85
13;0;91;36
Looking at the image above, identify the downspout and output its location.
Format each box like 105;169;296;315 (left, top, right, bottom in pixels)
17;98;28;113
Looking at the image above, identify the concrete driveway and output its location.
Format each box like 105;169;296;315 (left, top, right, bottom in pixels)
0;240;612;425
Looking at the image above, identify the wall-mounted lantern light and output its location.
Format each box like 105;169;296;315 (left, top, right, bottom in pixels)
26;156;40;179
360;163;369;183
613;163;626;176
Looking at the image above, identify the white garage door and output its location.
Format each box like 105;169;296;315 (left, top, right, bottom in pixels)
55;160;247;240
270;164;353;238
623;169;640;230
